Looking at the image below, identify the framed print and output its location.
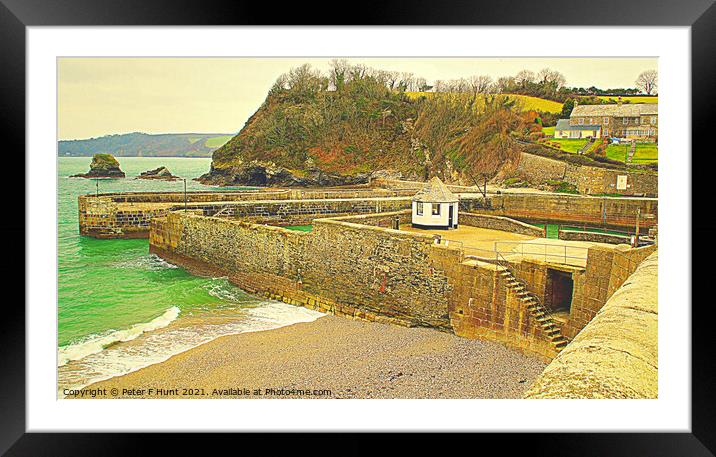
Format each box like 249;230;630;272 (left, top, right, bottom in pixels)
2;0;714;454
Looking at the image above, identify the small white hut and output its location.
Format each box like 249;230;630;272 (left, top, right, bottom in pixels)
411;177;459;229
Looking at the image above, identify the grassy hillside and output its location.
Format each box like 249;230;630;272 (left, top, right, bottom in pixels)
405;92;563;113
58;132;234;157
597;96;658;104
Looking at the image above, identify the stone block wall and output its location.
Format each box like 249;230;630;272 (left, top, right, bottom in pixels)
151;211;453;329
459;213;546;237
558;230;631;245
149;207;658;361
213;198;411;226
524;252;658;398
80;192;412;238
461;193;658;230
510;152;658;196
561;243;657;340
447;259;560;361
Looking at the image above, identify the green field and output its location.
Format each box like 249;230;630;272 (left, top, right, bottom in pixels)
631;144;659;163
597;96;658;104
204;135;233;148
284;225;313;232
540;126;658;164
547;138;589;153
405;92;563;113
604;144;629;162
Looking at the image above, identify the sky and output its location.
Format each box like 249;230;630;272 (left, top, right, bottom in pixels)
58;57;657;140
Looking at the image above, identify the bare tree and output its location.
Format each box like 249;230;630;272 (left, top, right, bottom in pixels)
469;75;493;94
537;68;566;90
635;70;658;95
514;70;536;88
328;59;350;90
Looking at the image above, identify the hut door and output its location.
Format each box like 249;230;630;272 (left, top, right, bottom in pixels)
448;205;454;227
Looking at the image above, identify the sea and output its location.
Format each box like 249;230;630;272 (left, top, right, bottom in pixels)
57;157;323;396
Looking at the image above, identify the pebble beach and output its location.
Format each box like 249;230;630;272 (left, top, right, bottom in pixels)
85;315;547;399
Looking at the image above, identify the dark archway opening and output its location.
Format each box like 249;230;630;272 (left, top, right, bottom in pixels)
546;269;573;314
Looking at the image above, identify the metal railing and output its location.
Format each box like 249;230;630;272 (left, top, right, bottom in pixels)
494;241;589;267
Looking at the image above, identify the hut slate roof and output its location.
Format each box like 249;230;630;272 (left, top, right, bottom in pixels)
412;177;458;203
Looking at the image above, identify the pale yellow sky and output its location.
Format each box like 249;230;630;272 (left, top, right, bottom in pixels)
58;57;657;140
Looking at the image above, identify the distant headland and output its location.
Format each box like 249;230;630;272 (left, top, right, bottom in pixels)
58;132;234;158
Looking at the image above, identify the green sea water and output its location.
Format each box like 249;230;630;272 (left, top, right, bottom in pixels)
57;157;323;393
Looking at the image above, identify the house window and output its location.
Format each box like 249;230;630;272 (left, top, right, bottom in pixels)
432;204;440;216
589;118;593;124
603;117;609;125
641;117;647;124
416;202;423;216
623;118;629;125
651;116;657;124
578;118;584;125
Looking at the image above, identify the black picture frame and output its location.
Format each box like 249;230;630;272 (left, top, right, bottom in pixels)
1;0;712;454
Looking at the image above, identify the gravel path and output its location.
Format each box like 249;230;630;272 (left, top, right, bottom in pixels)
86;316;547;399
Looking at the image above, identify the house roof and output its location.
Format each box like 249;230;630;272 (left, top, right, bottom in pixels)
571;103;657;118
555;119;601;131
413;177;458;203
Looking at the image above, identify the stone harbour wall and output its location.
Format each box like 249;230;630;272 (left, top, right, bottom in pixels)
80;185;657;239
151;211;453;329
80;192;412;238
211;198;411;227
458;213;546;237
524;252;658;399
445;258;561;361
511;152;658;197
150;210;585;360
558;230;631;245
461;193;658;230
561;244;657;340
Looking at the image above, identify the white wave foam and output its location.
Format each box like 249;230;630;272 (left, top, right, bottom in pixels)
115;254;179;271
57;302;324;396
57;306;180;367
204;278;248;302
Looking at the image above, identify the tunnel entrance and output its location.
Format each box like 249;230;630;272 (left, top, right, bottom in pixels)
546;269;573;314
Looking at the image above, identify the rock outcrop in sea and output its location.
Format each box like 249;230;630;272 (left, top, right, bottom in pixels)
136;166;180;181
71;154;126;178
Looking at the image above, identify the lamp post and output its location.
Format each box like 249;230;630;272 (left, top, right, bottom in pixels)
182;178;187;212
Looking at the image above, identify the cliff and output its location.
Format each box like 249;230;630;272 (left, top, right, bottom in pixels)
198;66;528;187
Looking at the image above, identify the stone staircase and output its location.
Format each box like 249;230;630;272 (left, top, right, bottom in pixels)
626;140;637;163
578;137;595;155
499;269;569;351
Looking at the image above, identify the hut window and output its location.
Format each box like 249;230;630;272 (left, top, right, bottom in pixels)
416;202;423;215
432;204;440;216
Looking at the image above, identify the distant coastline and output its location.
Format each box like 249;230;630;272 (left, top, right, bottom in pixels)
58;132;234;158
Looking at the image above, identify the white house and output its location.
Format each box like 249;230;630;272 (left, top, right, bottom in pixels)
411;177;459;229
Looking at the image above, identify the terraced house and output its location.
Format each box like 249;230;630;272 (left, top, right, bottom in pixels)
563;101;658;141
